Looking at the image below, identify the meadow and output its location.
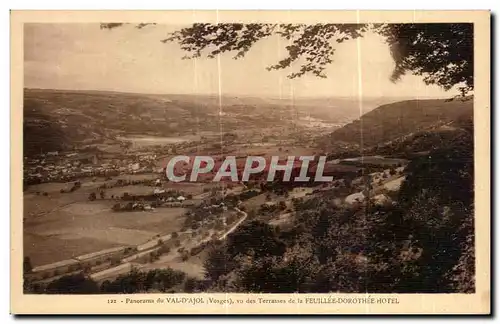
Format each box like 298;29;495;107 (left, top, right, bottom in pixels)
23;177;188;266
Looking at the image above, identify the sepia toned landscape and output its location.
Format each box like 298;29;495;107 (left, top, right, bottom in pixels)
21;20;476;295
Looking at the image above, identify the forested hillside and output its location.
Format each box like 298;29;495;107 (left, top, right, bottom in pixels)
325;98;473;149
199;125;474;293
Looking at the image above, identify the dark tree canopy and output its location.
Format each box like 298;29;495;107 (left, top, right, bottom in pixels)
101;22;473;95
45;273;99;294
23;256;33;274
376;24;473;95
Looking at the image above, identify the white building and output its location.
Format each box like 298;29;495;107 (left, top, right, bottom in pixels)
153;188;166;195
345;192;365;205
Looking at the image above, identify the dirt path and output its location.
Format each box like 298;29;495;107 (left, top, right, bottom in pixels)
218;208;247;240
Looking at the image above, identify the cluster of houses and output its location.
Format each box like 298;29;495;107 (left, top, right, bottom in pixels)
344;167;406;206
201;201;229;212
112;194;192;212
24;150;163;185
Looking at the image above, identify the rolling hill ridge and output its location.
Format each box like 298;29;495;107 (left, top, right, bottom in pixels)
324;97;473;151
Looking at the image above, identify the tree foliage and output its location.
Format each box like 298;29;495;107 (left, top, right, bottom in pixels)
101;22;473;94
204;243;236;282
23;256;33;274
199;128;474;293
225;220;286;259
100;268;186;293
376;23;473;95
45;273;100;294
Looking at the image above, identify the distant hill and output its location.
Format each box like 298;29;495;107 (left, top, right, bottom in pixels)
24;88;379;157
23;88;448;158
323;97;473;151
369;113;473;158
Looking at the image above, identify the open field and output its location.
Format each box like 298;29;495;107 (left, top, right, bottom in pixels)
117;135;195;148
114;174;160;181
104;186;155;197
25;177;109;194
231;144;318;157
23;177;188;267
141;253;206;280
24;232;122;268
24;203;187;266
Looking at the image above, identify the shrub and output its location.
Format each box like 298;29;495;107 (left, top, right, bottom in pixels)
158;245;171;255
46;273;99;294
183;277;203;293
110;257;121;266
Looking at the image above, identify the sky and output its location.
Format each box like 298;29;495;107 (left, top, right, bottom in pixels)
24;23;456;98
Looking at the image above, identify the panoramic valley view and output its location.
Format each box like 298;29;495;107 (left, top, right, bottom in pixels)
22;22;475;294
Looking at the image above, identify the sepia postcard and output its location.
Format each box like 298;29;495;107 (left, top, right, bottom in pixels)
10;10;491;315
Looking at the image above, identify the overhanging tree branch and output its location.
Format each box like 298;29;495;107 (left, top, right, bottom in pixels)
101;22;473;95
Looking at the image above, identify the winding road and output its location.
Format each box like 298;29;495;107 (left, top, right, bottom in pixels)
218;207;247;240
